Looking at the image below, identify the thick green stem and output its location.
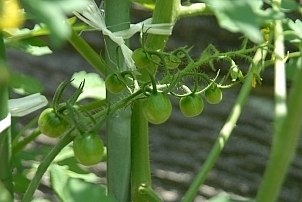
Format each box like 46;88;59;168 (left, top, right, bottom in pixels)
104;0;131;201
181;46;268;202
131;101;151;202
0;34;13;196
21;130;74;202
256;0;299;200
130;1;178;201
256;56;302;202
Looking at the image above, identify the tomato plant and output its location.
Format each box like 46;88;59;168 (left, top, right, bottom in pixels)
132;48;151;68
142;93;172;124
205;86;223;104
73;132;104;166
179;94;204;117
105;73;126;94
38;108;69;138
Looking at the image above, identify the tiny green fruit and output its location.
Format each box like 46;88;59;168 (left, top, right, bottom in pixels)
205;86;223;104
73;132;104;166
105;73;126;94
142;93;172;124
132;48;150;68
38;108;69;138
179;94;204;117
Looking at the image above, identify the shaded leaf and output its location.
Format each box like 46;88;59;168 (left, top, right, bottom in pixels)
203;0;283;43
63;178;116;202
20;0;89;47
9;71;44;94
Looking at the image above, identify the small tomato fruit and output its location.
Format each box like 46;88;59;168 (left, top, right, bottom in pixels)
105;73;126;94
73;132;104;166
179;94;204;117
205;86;223;104
132;48;150;68
142;93;172;124
164;54;181;69
38;108;69;138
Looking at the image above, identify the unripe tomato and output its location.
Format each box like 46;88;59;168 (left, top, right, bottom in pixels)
164;54;181;69
73;132;104;166
38;108;69;138
132;48;150;68
105;73;126;94
179;94;204;117
205;86;223;104
142;93;172;124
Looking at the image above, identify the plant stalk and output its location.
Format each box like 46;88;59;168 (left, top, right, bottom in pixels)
256;0;301;200
130;1;178;201
104;0;131;201
0;33;13;196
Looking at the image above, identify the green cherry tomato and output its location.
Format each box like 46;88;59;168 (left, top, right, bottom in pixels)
105;73;126;94
73;132;104;166
179;94;204;117
38;108;69;138
205;86;223;104
132;48;150;68
142;93;172;124
164;54;181;69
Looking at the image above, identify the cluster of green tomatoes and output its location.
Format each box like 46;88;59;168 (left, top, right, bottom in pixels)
37;46;226;166
106;47;223;124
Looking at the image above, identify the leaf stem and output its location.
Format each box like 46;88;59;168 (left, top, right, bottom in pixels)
104;0;131;201
177;3;214;19
69;30;107;76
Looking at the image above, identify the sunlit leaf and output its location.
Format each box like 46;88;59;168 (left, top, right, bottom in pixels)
208;192;254;202
0;180;13;202
71;71;106;100
63;178;115;202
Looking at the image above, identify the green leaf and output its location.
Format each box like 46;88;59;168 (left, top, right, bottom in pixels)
203;0;283;43
9;71;44;95
208;193;254;202
0;181;13;202
13;173;31;193
71;71;106;100
49;164;69;202
20;0;89;47
4;25;52;55
286;57;302;81
63;178;116;202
